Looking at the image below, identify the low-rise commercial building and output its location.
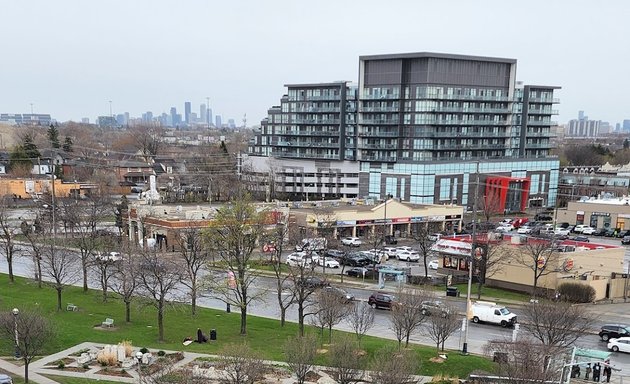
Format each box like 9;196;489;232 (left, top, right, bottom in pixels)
556;197;630;230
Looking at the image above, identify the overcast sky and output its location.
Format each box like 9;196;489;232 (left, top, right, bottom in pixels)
1;0;628;126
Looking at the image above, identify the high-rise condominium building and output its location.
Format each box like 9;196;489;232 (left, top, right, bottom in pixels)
248;52;560;212
184;102;191;124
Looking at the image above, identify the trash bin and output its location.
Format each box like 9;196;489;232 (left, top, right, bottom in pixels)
446;286;459;297
210;329;217;341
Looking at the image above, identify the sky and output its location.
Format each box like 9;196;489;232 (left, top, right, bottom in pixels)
1;0;628;126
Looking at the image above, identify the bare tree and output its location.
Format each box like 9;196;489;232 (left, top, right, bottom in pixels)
94;253;119;303
311;288;349;344
20;219;45;288
218;343;267;384
109;242;140;323
0;310;56;383
40;246;80;311
284;334;318;384
127;124;164;162
346;301;375;347
472;241;510;299
390;289;428;349
520;300;597;347
478;189;503;223
515;240;560;297
174;228;209;315
205;193;266;335
369;346;419;384
136;250;183;341
423;304;460;351
267;220;299;327
0;197;20;283
328;336;365;384
413;226;435;278
285;260;323;336
484;339;566;384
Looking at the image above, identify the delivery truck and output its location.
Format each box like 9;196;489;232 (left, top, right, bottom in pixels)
471;301;517;327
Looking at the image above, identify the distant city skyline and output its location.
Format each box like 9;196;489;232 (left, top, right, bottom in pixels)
1;1;629;126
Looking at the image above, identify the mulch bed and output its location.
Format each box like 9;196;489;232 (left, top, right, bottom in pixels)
95;368;133;378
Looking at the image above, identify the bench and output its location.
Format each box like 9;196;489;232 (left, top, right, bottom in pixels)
102;318;114;328
67;303;78;312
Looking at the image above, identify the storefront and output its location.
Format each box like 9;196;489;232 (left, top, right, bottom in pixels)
557;198;630;230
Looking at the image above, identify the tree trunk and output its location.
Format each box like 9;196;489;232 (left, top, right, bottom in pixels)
298;303;305;336
158;304;164;341
82;263;88;292
56;288;63;311
328;324;333;344
240;306;247;335
125;300;131;323
280;307;286;327
477;281;483;300
24;361;29;383
36;260;42;289
423;259;428;278
7;255;14;282
405;334;411;347
191;282;197;316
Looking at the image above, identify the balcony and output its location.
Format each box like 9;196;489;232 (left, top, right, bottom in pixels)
527;108;559;115
527;120;557;126
428;131;509;138
429;143;507;151
358;143;397;150
360;106;400;112
279;130;341;136
416;118;509;126
292;118;341;125
416;106;510;114
293;107;341;113
360;94;400;100
277;141;340;148
525;143;553;148
271;151;340;160
359;118;399;125
526;131;555;137
416;93;510;102
528;97;560;103
361;155;398;162
358;130;399;137
288;95;341;101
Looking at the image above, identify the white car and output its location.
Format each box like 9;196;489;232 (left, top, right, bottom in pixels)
554;227;570;236
286;252;316;267
396;250;420;262
95;252;123;262
517;226;533;234
428;259;439;270
383;247;398;258
608;337;630;353
341;237;363;247
581;227;596;235
317;257;340;268
396;246;414;254
495;224;514;232
573;224;589;233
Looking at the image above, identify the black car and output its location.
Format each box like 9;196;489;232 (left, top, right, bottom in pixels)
340;254;371;267
593;228;608;236
326;249;346;259
605;228;619;237
616;230;630;238
368;292;396;310
534;213;553;222
623;236;630;245
383;235;398;245
345;266;377;279
323;286;355;302
599;324;630;341
297;276;329;289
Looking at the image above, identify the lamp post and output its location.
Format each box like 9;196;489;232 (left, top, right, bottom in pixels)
462;161;480;355
12;308;20;359
136;351;143;383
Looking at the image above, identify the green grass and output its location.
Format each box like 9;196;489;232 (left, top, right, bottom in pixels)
452;283;531;303
0;275;494;378
43;375;122;384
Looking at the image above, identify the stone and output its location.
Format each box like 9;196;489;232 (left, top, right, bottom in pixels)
117;345;126;362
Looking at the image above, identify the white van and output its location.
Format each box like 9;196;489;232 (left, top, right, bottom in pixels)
471;301;517;327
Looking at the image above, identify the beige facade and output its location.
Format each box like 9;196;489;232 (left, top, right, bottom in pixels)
435;234;627;300
0;178;83;198
556;199;630;230
300;199;464;238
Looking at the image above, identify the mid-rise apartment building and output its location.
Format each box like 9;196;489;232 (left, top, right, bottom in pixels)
248;52;560;212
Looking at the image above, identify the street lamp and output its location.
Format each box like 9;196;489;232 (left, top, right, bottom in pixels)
12;308;20;359
136;351;143;383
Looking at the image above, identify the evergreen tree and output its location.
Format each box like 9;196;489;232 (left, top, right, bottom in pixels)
47;124;60;149
22;134;41;159
62;136;73;153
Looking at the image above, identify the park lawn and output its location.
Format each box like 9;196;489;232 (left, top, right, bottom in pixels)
452;283;530;303
0;275;494;378
42;375;122;384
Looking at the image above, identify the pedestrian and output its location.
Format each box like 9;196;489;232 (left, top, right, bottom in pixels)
586;363;592;380
593;363;601;382
604;366;612;383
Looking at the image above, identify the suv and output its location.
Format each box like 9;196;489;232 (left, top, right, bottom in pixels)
297;276;329;289
421;300;450;317
599;324;630;341
383;235;398;245
623;236;630;245
368;292;396;310
341;237;363;247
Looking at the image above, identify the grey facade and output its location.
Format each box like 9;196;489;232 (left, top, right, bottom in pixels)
248;52;560;207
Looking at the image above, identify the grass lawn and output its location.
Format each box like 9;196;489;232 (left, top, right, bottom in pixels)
452;283;531;303
42;376;122;384
0;275;494;378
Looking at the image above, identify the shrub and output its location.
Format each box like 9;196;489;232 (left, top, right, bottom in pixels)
57;361;65;369
119;340;133;357
139;347;149;354
82;363;90;370
96;350;118;366
557;282;596;303
157;350;166;357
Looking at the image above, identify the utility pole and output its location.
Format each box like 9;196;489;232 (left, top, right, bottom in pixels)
462;160;480;355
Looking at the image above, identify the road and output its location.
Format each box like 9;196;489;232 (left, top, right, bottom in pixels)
2;244;630;377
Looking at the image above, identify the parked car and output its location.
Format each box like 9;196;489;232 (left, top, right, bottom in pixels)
495;224;514;232
326;249;346;259
297;276;329;289
323;286;355;302
396;246;414;253
534;213;553;222
570;236;590;242
317;257;340;268
573;224;590;233
0;374;12;384
604;228;619;237
581;226;597;235
616;230;630;238
608;337;630;353
428;259;439;270
622;236;630;245
383;247;399;258
421;300;450;317
554;227;570;236
396;250;420;262
557;222;570;229
517;225;534;234
341;237;363;247
95;252;123;262
383;235;398;245
286;252;317;267
599;324;630;341
593;228;608;236
339;253;371;267
428;233;443;241
346;267;370;278
368;292;396;310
